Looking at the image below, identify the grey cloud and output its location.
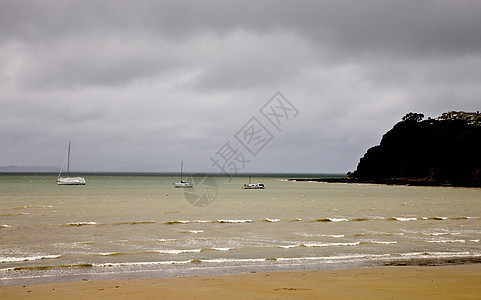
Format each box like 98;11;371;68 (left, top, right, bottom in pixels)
5;1;481;55
1;1;481;173
4;1;481;90
189;31;313;92
16;37;185;88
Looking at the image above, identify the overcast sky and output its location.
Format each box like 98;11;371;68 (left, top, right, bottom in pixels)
1;0;480;173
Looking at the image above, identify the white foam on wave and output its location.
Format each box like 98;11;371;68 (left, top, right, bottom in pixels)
391;217;417;222
10;205;31;210
9;252;480;276
68;222;97;226
211;248;232;251
422;232;461;237
111;220;155;225
76;241;94;245
301;242;360;247
99;252;120;256
165;220;190;224
217;219;252;223
0;254;61;263
201;258;266;264
392;251;476;258
0;224;11;228
94;260;194;268
265;218;280;222
275;254;391;262
156;249;203;254
330;218;349;222
354;232;404;237
316;218;349;222
425;239;466;244
424;232;449;236
451;216;479;220
296;233;344;238
179;230;204;234
360;240;397;245
156;239;177;242
111;240;129;244
322;234;345;238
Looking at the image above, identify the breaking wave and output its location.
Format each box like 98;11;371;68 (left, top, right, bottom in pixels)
217;219;252;223
1;255;62;263
67;222;97;226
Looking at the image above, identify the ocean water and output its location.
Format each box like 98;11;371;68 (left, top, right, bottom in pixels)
1;174;480;285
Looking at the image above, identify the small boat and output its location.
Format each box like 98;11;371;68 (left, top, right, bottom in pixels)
242;175;265;189
174;161;193;188
57;141;86;185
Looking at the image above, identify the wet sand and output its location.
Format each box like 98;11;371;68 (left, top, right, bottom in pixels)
1;264;480;299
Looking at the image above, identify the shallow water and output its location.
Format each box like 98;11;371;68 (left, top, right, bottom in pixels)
1;174;480;285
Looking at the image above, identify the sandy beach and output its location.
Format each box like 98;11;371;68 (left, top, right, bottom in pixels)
2;264;481;299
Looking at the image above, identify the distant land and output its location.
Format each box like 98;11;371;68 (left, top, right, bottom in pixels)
0;165;58;173
293;111;481;187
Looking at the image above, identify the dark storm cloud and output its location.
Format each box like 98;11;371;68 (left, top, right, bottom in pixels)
4;1;481;53
1;0;481;172
3;0;481;90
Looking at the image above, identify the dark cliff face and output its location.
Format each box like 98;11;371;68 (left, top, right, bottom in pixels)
352;113;481;187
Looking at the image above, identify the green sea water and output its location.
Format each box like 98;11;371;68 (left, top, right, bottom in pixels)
1;173;480;285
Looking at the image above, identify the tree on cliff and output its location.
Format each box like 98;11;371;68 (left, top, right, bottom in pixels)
351;112;481;187
402;112;424;122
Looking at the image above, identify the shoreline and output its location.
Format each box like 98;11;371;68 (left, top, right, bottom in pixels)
3;256;480;287
289;177;481;188
1;264;480;299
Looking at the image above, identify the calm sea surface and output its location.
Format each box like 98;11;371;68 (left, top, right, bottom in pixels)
1;174;480;285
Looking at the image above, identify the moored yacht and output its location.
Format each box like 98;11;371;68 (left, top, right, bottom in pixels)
174;161;193;188
242;176;265;189
57;141;86;185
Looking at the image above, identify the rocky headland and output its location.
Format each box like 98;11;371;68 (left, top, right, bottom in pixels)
294;111;481;187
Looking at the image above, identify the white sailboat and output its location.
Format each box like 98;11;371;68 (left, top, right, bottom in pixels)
57;141;86;185
242;175;265;189
174;161;192;188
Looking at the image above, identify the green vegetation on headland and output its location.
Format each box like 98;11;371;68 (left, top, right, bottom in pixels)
294;111;481;187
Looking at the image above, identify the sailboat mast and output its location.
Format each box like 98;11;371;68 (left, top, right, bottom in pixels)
67;141;71;177
180;161;183;181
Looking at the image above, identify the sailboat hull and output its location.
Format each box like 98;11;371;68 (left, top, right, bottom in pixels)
242;175;265;189
174;182;193;188
57;177;86;185
173;161;192;188
242;183;265;189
